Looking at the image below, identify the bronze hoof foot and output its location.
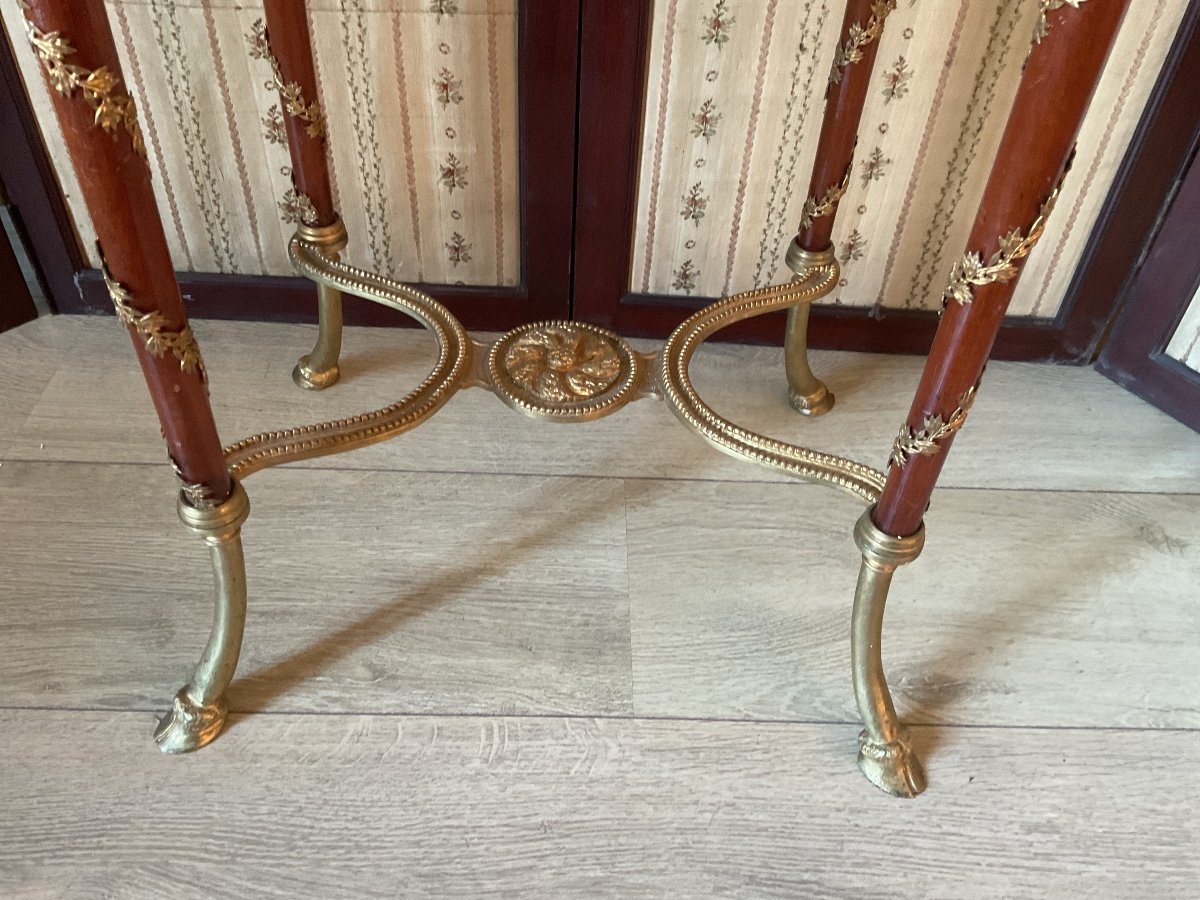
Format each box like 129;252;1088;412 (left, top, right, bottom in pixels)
292;355;341;390
788;383;835;416
857;729;927;798
154;686;228;753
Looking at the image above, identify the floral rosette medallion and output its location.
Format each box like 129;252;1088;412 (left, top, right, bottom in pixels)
488;322;645;421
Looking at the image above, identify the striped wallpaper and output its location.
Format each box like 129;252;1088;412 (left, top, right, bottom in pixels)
2;0;520;287
630;0;1190;318
5;2;1190;316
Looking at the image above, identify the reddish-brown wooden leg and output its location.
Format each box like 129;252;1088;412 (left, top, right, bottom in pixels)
851;1;1132;796
257;2;348;390
785;0;895;415
21;0;251;752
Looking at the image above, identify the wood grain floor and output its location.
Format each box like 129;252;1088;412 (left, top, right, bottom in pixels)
1;316;1198;898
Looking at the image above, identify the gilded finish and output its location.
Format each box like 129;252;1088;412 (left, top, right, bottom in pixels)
1034;0;1090;45
223;238;471;479
889;387;977;468
506;326;622;400
248;19;325;139
489;322;645;422
155;480;250;753
852;509;927;797
22;13;146;156
280;188;320;227
293;283;344;390
102;257;205;379
783;241;837;416
799;163;852;231
829;0;897;87
661;248;886;502
170;457;220;509
943;186;1061;306
242;234;881;497
297;217;349;257
784;303;834;416
292;218;349;390
214;210;911;797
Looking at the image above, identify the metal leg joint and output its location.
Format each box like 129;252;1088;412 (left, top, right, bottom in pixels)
293;217;348;391
154;479;251;753
783;240;835;416
851;508;926;797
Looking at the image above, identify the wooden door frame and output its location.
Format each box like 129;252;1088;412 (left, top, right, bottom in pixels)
1094;0;1200;433
1096;143;1200;433
0;24;82;318
572;0;1200;360
0;203;38;334
0;3;579;333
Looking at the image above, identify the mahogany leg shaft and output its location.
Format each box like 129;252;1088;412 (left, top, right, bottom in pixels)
22;0;229;497
260;1;336;227
21;0;250;752
259;2;348;390
851;0;1132;796
784;0;896;415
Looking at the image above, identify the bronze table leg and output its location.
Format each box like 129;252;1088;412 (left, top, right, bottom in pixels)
292;220;350;391
257;3;346;391
21;0;248;752
851;510;926;796
783;0;895;415
155;483;250;752
850;0;1131;796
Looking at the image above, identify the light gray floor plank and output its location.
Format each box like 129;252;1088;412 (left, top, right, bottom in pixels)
0;461;632;716
0;315;83;455
626;479;1200;728
7;317;1198;492
3;458;1195;732
3;316;1198;897
1;710;1196;899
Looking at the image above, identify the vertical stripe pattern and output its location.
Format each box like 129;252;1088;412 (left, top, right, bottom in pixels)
640;0;681;293
629;0;1188;319
111;1;194;272
149;0;236;273
202;0;264;272
487;0;505;285
389;0;422;267
723;0;777;295
0;0;1183;313
0;1;519;286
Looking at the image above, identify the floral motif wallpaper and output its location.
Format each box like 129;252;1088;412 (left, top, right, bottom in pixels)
631;0;1190;317
4;1;1191;317
1;0;521;287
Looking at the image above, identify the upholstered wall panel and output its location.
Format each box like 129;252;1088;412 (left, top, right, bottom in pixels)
2;0;520;287
1165;284;1200;374
630;0;1189;317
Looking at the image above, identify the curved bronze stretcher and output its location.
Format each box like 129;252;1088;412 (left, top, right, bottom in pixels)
156;220;916;797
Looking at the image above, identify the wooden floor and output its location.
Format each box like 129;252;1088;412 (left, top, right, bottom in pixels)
1;315;1198;898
